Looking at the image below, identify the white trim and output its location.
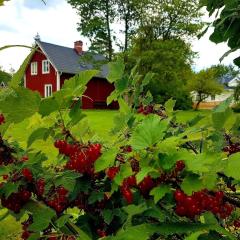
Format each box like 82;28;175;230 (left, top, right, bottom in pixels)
31;62;38;75
44;84;53;98
56;71;61;91
42;60;50;74
36;41;59;73
24;74;26;88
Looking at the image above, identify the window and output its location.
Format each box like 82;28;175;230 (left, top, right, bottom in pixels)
42;60;50;74
44;84;52;98
31;62;38;75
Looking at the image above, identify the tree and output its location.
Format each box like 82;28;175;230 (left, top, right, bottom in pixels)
210;64;239;83
202;0;240;67
126;38;194;109
115;0;141;51
188;68;224;110
136;0;203;41
0;67;11;84
67;0;115;61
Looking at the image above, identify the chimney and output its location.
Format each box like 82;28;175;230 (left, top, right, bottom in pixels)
74;40;83;55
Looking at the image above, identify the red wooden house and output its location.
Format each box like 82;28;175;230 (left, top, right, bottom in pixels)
24;38;118;109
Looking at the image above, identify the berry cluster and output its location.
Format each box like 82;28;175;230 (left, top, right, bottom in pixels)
46;186;69;213
54;140;101;175
223;143;240;156
234;219;240;229
21;216;33;240
0;138;14;166
0;113;5;125
1;188;31;213
137;105;167;118
175;189;234;219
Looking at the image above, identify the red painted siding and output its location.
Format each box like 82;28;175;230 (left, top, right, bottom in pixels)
25;49;57;97
82;77;118;109
25;49;118;109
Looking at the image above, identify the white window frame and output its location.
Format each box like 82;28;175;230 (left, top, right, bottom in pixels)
31;62;38;75
44;84;53;98
42;60;50;74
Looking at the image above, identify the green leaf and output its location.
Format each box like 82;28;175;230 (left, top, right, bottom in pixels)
88;191;105;204
212;97;233;130
136;167;156;184
68;100;86;126
0;87;41;123
38;97;59;117
102;209;114;225
27;128;49;147
164;98;176;116
62;70;99;97
130;115;168;150
28;233;40;240
114;162;133;185
150;185;171;203
1;182;20;198
56;214;71;228
94;148;118;172
107;59;125;83
55;171;81;192
181;174;203;195
10;49;35;87
224;152;240;180
25;200;56;232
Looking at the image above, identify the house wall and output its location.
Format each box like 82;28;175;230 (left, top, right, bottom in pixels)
60;73;74;88
25;50;57;97
82;77;118;109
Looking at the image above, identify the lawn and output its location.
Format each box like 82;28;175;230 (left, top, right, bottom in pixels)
0;108;215;240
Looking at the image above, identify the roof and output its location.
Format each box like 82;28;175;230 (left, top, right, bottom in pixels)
36;40;108;77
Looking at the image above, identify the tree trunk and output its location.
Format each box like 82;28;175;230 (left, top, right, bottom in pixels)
124;1;130;51
105;0;113;61
194;100;202;111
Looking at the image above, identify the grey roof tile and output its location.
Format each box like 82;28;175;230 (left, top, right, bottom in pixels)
36;40;108;77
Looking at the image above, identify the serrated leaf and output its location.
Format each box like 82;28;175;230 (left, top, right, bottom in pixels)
38;97;59;117
62;70;99;97
114;162;133;185
56;214;71;228
181;174;203;195
88;191;105;204
102;209;114;225
25;200;56;232
164;98;176;116
136;167;156;184
0;87;40;123
95;148;118;172
28;233;40;240
150;185;171;203
68;100;86;126
107;59;125;83
55;171;81;192
27;128;49;147
224;152;240;180
130;115;168;150
1;182;20;198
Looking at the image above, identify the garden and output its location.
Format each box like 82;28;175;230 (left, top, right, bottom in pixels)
1;0;240;240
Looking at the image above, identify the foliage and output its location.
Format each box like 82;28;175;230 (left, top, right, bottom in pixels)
68;0;204;60
0;68;11;84
201;0;240;67
136;0;204;41
67;0;115;61
0;57;239;240
126;38;194;109
188;68;224;110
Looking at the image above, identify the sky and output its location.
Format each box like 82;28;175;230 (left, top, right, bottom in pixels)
0;0;239;73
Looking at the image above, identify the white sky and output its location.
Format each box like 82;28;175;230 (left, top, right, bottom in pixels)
0;0;239;72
